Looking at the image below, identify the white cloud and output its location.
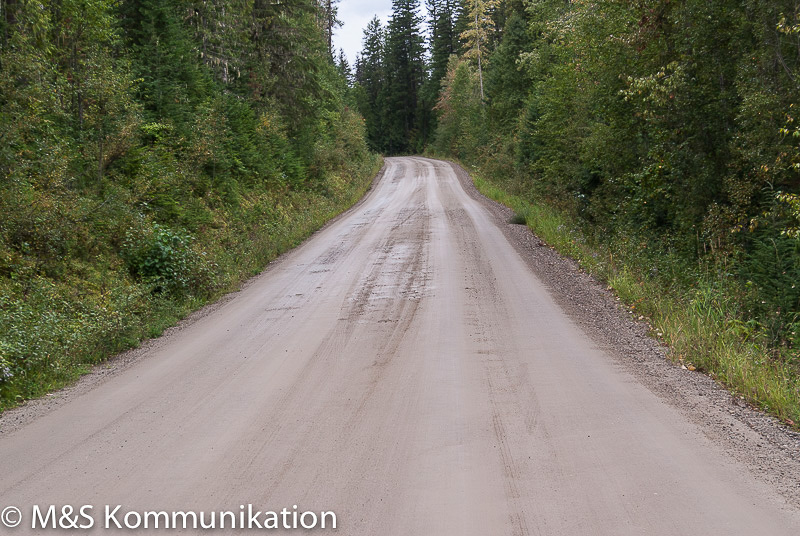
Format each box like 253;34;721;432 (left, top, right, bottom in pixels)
332;1;395;66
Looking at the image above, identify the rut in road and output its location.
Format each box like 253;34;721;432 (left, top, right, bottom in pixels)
0;157;798;535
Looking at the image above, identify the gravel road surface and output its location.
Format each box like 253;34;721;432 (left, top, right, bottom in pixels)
1;157;798;535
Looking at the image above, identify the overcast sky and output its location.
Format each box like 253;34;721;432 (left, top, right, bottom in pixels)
332;1;396;67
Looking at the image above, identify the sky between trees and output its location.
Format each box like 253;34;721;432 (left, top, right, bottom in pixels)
334;0;395;65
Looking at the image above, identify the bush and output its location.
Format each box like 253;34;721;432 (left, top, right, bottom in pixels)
0;340;22;386
121;223;216;296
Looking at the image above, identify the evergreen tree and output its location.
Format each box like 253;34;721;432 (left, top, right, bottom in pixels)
384;0;426;153
453;0;472;53
249;0;332;121
354;16;387;151
426;0;458;95
119;1;213;126
0;0;378;404
336;48;352;85
418;0;459;141
320;0;341;58
188;0;250;84
460;0;499;100
485;10;531;130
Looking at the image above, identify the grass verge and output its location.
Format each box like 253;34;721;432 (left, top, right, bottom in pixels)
468;166;800;427
0;156;382;412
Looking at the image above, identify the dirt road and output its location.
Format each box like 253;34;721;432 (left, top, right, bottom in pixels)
1;157;799;534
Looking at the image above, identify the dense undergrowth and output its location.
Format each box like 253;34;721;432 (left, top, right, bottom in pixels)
0;1;379;410
364;0;800;425
0;153;379;410
463;165;800;426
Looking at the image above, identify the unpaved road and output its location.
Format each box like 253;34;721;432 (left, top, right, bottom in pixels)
1;157;799;534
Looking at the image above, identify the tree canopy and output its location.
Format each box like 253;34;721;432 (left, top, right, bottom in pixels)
0;0;377;405
357;0;800;379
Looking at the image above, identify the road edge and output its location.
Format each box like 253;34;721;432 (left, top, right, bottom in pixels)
0;162;389;435
444;157;800;509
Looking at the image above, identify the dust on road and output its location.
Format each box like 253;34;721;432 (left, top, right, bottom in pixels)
1;157;798;535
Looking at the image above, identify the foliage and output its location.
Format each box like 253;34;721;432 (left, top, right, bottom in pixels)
423;0;800;347
426;0;459;94
459;0;498;99
354;16;388;152
121;222;215;295
355;0;429;153
0;0;378;408
431;56;485;158
384;0;428;153
418;0;800;421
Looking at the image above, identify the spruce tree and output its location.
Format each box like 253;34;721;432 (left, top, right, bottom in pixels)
485;10;531;130
355;16;387;152
427;0;458;94
384;0;426;153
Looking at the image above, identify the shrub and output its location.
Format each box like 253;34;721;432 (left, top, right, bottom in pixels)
121;223;215;296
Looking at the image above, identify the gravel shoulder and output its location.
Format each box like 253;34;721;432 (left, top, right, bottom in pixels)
0;157;797;535
449;159;800;508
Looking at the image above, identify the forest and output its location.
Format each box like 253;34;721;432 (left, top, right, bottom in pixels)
2;0;800;422
354;0;800;420
0;0;379;406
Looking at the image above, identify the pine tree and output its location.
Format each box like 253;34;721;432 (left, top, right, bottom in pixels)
188;0;250;84
119;0;213;125
320;0;341;59
250;0;328;110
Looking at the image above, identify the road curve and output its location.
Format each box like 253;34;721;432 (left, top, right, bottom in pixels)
0;157;798;535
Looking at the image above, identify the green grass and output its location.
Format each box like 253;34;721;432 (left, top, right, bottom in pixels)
508;212;528;225
0;156;382;412
469;166;800;427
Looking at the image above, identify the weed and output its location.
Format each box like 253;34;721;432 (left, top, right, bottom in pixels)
0;156;381;411
466;163;800;426
508;212;528;225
